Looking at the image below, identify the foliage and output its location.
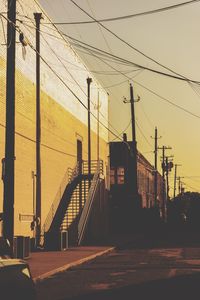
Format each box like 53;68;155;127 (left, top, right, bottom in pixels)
168;192;200;228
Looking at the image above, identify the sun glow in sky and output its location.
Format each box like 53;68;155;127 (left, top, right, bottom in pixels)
38;0;200;195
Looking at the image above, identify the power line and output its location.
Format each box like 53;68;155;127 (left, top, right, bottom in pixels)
110;119;132;141
57;31;200;84
41;143;76;157
38;15;200;120
19;18;141;71
70;0;199;82
183;182;200;192
64;30;200;120
0;119;76;157
16;30;124;142
19;15;200;85
0;11;124;146
82;37;200;119
7;5;200;139
62;28;200;120
136;120;153;148
44;0;200;25
134;80;200;119
16;12;123;139
38;28;122;137
29;44;122;140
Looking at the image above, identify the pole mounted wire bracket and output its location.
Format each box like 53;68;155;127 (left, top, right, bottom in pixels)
123;95;141;103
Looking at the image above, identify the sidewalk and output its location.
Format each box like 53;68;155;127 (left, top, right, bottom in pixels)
28;246;115;281
27;234;142;282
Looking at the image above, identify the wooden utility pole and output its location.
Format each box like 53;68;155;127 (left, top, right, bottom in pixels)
87;77;92;177
158;146;172;220
154;127;158;207
177;176;184;194
96;91;101;163
151;127;161;207
123;83;140;201
166;157;169;202
129;83;138;197
130;83;136;142
3;0;17;254
34;12;42;248
173;164;181;198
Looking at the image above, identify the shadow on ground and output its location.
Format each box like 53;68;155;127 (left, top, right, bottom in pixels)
64;272;200;300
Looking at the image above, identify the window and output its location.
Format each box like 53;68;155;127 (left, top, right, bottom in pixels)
110;168;115;185
117;167;124;185
110;167;125;185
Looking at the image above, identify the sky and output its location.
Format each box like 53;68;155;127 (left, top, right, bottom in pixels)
38;0;200;196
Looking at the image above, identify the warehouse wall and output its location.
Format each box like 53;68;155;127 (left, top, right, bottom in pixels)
0;0;109;236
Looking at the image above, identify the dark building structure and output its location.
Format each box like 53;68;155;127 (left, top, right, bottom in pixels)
109;141;164;233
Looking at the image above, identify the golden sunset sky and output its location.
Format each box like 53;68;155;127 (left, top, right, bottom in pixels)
38;0;200;196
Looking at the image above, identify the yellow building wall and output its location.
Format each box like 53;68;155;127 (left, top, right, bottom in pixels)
0;60;108;237
0;60;108;235
0;0;109;237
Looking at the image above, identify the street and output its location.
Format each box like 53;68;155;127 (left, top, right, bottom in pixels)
36;233;200;300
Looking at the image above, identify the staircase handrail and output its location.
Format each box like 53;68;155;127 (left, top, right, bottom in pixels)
82;159;103;175
42;162;80;235
77;165;100;245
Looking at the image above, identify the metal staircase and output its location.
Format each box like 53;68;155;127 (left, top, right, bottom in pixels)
41;160;103;250
78;170;101;245
60;179;90;231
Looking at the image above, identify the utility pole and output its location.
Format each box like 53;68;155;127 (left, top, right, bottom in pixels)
154;127;158;207
158;146;172;220
151;127;161;207
173;164;181;198
94;91;101;164
87;77;92;177
177;176;184;194
130;83;136;141
129;83;139;198
166;157;169;202
34;12;42;248
97;91;100;163
165;155;173;207
3;0;17;254
123;83;140;200
178;177;181;194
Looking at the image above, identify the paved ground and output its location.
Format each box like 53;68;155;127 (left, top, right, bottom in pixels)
28;246;114;280
35;233;200;300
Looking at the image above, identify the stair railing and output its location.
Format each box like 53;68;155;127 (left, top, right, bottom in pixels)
82;160;103;175
41;162;80;238
77;162;101;245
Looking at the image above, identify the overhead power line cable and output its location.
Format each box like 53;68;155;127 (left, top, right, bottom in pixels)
14;4;200;128
45;0;200;25
110;119;132;141
21;4;200;84
1;11;124;142
56;30;200;84
18;17;141;76
134;80;200;119
70;0;198;82
19;3;125;140
65;25;200;120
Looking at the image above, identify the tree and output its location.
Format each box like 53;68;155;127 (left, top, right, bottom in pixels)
167;192;200;230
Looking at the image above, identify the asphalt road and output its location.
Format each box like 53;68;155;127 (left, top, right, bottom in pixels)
36;233;200;300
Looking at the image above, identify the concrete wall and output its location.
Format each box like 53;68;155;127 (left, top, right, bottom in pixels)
0;0;109;237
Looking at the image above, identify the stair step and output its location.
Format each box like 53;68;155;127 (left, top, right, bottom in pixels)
60;177;91;231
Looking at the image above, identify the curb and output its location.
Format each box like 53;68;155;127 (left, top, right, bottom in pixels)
34;246;115;282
